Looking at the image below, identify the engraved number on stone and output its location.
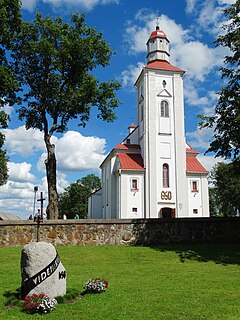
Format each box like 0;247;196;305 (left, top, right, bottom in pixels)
161;191;172;200
59;271;66;279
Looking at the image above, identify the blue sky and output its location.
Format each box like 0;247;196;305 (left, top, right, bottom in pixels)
0;0;235;219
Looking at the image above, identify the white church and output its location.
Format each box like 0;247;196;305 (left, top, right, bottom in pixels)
88;25;209;219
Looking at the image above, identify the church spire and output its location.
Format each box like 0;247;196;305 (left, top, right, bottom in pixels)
156;16;160;30
146;22;170;63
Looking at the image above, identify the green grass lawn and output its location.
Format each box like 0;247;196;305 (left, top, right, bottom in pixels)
0;243;239;320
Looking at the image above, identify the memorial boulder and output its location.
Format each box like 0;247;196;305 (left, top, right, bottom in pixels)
20;242;66;299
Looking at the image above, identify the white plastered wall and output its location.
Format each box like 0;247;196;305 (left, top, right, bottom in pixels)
187;174;209;217
119;172;145;219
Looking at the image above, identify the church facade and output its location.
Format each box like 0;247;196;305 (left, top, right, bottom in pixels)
88;26;209;219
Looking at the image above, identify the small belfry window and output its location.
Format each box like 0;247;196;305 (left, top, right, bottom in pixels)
140;104;144;121
192;181;198;192
131;178;138;190
161;101;169;118
163;163;169;188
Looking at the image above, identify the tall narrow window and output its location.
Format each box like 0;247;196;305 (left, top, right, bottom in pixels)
106;179;109;206
161;101;169;117
131;178;138;190
163;163;169;188
191;181;198;192
140;104;144;121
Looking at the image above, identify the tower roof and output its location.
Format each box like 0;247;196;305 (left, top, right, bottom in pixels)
128;123;137;129
186;157;208;174
147;29;169;43
146;60;185;73
118;153;144;171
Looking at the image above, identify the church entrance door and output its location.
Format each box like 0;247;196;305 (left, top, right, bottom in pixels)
160;207;175;219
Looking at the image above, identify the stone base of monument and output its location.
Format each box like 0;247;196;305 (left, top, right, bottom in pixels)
20;242;66;299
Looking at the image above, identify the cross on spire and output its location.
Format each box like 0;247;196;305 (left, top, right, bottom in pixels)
156;16;160;30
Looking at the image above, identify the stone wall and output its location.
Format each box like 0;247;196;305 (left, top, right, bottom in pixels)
0;217;240;247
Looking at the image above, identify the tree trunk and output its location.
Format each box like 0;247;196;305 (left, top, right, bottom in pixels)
45;135;59;219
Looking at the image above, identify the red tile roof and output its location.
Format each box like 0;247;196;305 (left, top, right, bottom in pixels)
128;123;137;129
148;29;168;41
186;143;199;156
113;140;206;173
118;153;144;171
114;143;140;150
146;60;185;73
186;157;208;173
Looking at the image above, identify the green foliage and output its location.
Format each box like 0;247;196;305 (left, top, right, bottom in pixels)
208;187;220;216
12;12;121;132
59;174;101;218
8;12;120;218
0;0;21;106
0;99;9;188
0;149;8;186
0;0;21;186
210;161;240;216
55;295;65;304
198;1;240;159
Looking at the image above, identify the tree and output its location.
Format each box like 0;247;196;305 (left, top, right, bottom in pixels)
208;187;219;217
0;112;9;186
0;0;21;105
210;161;240;216
0;0;22;185
199;1;240;159
59;174;101;219
10;13;120;219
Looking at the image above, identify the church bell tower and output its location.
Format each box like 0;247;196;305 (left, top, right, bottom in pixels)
135;23;189;218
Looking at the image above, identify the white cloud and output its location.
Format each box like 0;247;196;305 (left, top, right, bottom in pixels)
172;42;219;81
21;0;38;11
1;104;14;117
124;12;188;55
56;172;69;193
122;10;225;84
0;179;47;219
0;181;34;200
0;167;55;219
217;0;235;5
197;2;224;35
187;126;227;172
37;131;106;172
8;162;36;183
3;126;106;172
22;0;119;11
184;79;210;106
185;0;234;37
0;160;40;218
2;126;58;157
56;131;106;171
185;0;197;14
197;154;225;172
187;127;214;150
0;198;34;219
121;62;144;87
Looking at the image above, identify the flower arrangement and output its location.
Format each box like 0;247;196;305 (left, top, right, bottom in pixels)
84;278;108;293
24;293;58;314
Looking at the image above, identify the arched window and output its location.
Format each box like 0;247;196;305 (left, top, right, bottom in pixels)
161;101;169;118
163;163;169;188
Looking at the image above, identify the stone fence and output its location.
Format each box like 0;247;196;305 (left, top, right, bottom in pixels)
0;217;240;247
